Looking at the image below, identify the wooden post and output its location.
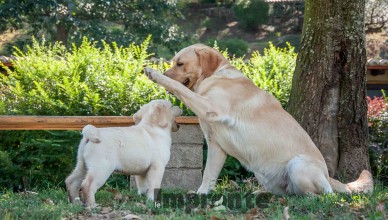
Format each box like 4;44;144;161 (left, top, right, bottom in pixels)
0;116;199;130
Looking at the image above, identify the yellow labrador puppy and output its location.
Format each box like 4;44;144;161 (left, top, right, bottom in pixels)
144;44;373;195
65;100;182;207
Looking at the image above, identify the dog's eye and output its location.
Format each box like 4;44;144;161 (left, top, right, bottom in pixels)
177;62;184;67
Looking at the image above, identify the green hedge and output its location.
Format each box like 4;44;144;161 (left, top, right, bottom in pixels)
0;38;296;189
206;38;249;58
232;0;270;30
367;95;388;184
0;36;186;116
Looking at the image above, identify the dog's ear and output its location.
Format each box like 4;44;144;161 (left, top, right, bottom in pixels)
171;106;182;132
133;105;148;125
151;102;169;128
195;47;222;77
133;112;142;125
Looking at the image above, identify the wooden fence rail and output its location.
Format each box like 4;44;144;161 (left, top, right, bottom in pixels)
0;116;199;130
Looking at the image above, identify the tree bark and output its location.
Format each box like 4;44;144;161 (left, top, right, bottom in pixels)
55;23;69;46
288;0;371;180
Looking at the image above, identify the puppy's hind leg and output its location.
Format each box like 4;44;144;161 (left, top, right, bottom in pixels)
65;165;86;204
66;138;88;203
81;162;114;207
286;155;333;195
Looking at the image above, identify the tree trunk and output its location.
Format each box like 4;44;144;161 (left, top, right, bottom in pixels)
288;0;371;181
56;23;69;46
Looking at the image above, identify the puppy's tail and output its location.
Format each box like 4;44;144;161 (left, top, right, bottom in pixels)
329;170;373;193
82;124;101;143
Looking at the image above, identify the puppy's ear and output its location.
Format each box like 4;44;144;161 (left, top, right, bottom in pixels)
195;47;222;77
133;112;142;124
171;106;182;132
152;102;169;128
133;106;147;125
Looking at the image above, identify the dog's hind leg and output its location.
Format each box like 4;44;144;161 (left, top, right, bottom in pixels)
81;162;114;207
286;155;333;195
65;165;86;204
66;138;88;203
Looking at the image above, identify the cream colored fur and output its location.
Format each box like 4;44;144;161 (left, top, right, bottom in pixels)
144;44;373;195
65;100;182;207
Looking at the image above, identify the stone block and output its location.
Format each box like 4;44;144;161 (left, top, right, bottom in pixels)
167;144;203;169
172;124;204;144
161;169;202;190
131;123;204;191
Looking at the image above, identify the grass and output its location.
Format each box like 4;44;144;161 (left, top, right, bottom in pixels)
1;181;387;220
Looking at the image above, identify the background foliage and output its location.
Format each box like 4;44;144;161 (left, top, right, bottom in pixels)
365;0;388;33
1;36;172;116
206;38;249;58
0;0;190;56
367;95;388;184
232;0;270;30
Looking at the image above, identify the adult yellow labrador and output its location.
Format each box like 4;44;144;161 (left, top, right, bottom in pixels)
144;44;373;195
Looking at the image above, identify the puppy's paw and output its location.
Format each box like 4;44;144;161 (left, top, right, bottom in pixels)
74;197;83;205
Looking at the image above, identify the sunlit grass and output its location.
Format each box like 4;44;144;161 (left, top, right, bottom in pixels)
0;181;387;219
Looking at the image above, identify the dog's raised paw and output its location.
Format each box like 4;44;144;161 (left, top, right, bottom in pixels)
143;67;156;81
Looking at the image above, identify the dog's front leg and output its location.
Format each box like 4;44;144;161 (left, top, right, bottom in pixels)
145;163;165;201
144;68;229;123
197;140;227;194
135;174;148;195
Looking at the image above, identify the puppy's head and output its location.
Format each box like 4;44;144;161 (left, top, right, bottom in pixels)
133;100;182;132
164;44;228;91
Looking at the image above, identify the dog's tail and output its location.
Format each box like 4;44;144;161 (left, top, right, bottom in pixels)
82;124;101;143
329;170;373;193
72;125;101;169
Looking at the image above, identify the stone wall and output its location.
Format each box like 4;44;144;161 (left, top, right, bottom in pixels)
131;124;204;190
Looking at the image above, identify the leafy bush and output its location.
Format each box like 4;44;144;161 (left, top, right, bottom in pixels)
367;95;388;183
0;149;15;187
200;0;217;3
0;130;81;190
232;0;270;30
234;42;297;107
206;38;249;58
270;2;304;33
0;0;190;58
274;35;301;52
1;36;181;116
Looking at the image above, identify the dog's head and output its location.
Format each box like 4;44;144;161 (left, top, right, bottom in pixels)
164;44;229;91
133;100;182;132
